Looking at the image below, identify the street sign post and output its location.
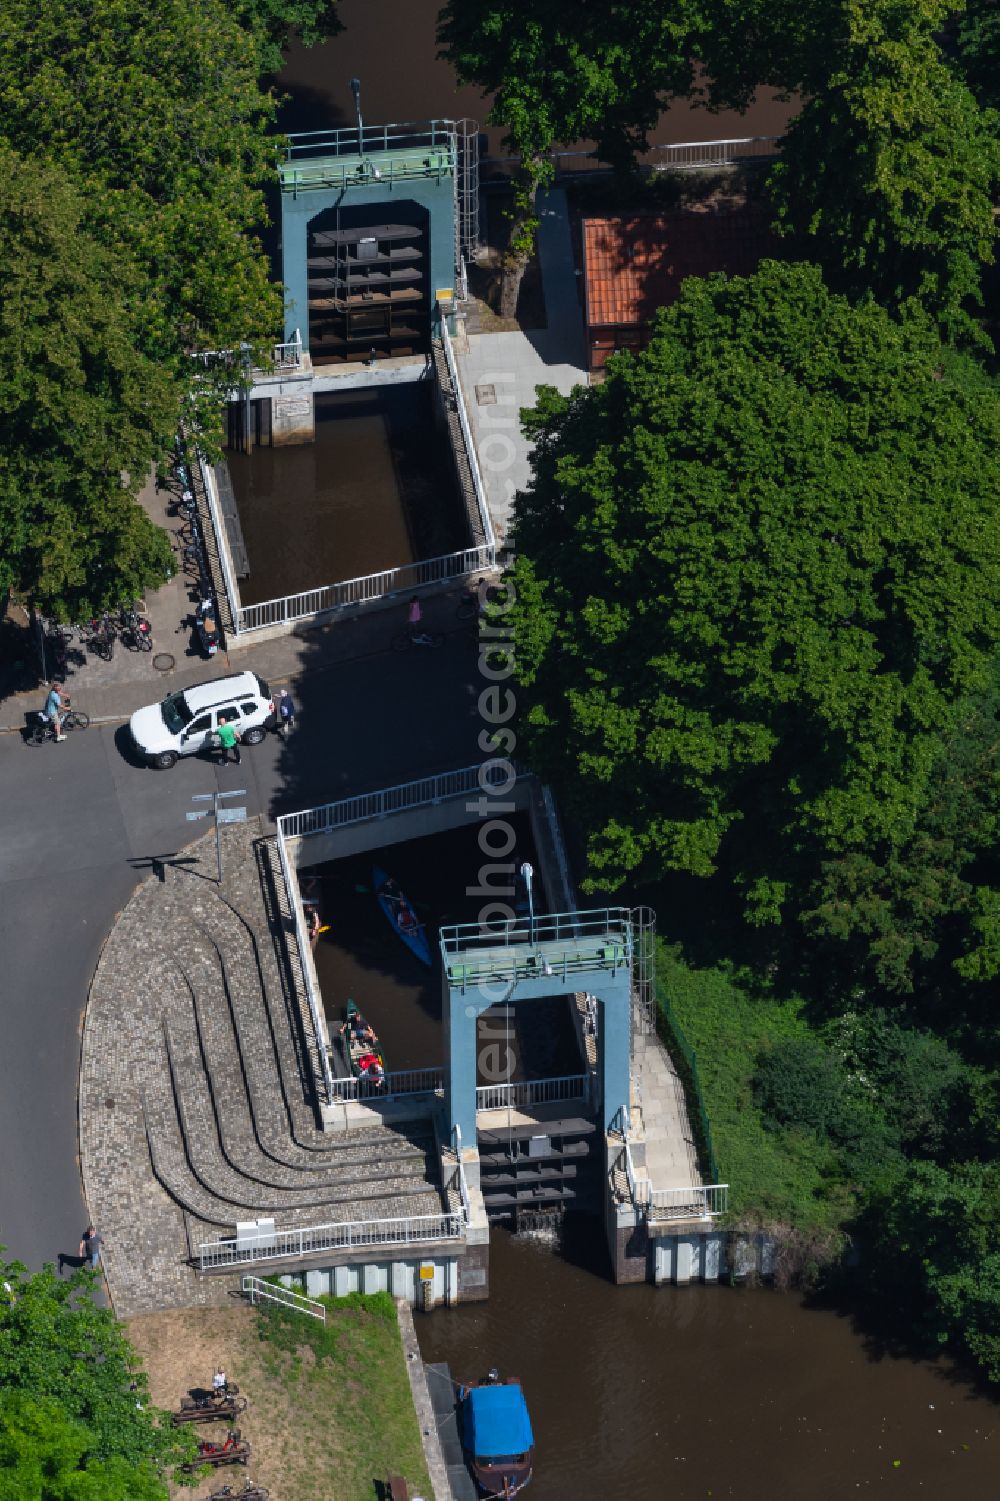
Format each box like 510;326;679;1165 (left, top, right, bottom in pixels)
189;790;247;883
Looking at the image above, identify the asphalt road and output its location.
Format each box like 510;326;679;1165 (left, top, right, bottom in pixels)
0;641;481;1272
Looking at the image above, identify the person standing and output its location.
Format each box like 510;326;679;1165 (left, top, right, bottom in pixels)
79;1224;102;1268
276;687;295;737
44;681;69;741
216;716;241;765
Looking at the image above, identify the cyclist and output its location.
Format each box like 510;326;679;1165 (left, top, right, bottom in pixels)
43;681;70;742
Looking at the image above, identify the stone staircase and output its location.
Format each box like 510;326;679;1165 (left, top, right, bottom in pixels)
81;819;450;1316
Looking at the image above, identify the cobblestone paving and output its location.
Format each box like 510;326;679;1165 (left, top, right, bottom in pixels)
81;819;445;1316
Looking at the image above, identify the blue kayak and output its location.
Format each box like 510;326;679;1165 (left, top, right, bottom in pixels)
373;866;432;967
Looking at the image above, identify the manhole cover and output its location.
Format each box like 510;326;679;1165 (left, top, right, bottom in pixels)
104;1097;115;1110
152;652;175;673
475;383;497;405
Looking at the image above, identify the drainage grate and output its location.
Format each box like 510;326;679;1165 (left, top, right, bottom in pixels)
475;383;496;405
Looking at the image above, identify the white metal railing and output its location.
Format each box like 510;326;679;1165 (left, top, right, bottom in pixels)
242;1274;326;1322
235;543;495;634
644;1184;729;1219
274;822;336;1105
199;1211;464;1270
481;134;782;176
277;762;523;842
191;331;304;377
475;1075;588;1111
327;1067;444;1102
439;311;496;554
441;907;632;987
198;453;242;634
272;330;303;370
453;1124;472;1222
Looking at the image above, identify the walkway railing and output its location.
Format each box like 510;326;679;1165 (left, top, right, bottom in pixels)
639;1183;729;1220
274;820;336;1106
438;311;495;555
441;908;632;987
476;1075;588;1111
328;1067;444;1102
481;134;782;178
453;1124;472;1222
283;119;458;162
235;543;494;635
277;762;523;842
198;453;242;638
242;1274;326;1322
199;1211;464;1270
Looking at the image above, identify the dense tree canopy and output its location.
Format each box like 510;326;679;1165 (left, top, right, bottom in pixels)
769;0;1000;344
0;0;284;613
0;1259;190;1484
510;262;1000;985
0;147;175;617
0;1394;167;1501
234;0;342;72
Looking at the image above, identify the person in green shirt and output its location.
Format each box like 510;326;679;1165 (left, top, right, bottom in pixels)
216;716;241;765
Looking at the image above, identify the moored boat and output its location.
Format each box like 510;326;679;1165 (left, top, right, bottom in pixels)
458;1370;534;1499
373;865;433;967
341;998;387;1086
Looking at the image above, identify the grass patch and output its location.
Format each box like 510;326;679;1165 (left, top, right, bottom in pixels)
255;1291;432;1501
658;942;853;1233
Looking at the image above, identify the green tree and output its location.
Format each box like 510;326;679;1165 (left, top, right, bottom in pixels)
0;0;281;386
802;666;1000;991
768;0;1000;344
510;262;1000;976
0;145;175;618
863;1160;1000;1381
233;0;343;73
0;1259;190;1479
437;0;698;314
0;1393;167;1501
949;0;1000;110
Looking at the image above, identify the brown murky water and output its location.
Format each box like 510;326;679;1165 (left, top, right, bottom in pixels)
418;1228;998;1500
228;385;466;605
278;0;795;153
309;820;579;1081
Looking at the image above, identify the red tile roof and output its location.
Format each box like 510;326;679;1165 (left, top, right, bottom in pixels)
582;211;777;329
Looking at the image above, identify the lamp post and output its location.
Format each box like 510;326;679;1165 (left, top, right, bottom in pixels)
350;77;364;157
186;789;247;883
520;860;534;943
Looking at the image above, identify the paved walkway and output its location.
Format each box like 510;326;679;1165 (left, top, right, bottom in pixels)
456;188;588;544
631;1024;701;1191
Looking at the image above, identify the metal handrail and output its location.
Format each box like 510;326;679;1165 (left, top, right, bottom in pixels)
199;1211;464;1270
646;1184;729;1219
235;542;495;634
274;823;336;1105
481;134;782;174
277;762;524;842
453;1123;472;1223
327;1067;444;1102
440;907;631;953
242;1274;326;1322
284;119;458;161
438;311;495;553
475;1075;588;1111
198;453;242;637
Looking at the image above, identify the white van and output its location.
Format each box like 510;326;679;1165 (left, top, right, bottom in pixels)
129;671;275;769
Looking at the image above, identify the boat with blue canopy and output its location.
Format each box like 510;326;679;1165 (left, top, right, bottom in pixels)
458;1371;534;1498
373;865;433;967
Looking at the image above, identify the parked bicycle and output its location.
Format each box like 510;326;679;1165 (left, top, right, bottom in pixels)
84;614;117;661
119;605;153;652
28;705;90;744
391;626;445;652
